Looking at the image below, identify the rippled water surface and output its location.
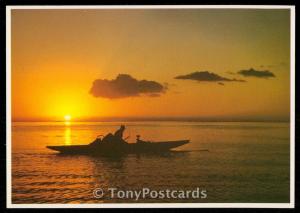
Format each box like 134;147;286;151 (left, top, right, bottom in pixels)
11;122;290;203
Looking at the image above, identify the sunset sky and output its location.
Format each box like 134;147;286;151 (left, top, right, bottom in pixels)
11;9;291;121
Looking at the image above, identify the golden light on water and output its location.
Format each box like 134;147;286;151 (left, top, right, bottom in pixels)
64;127;71;145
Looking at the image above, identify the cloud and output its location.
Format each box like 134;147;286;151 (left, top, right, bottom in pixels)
174;71;246;83
218;82;225;86
237;68;275;78
89;74;167;99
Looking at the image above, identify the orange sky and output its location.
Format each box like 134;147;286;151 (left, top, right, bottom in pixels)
11;9;291;121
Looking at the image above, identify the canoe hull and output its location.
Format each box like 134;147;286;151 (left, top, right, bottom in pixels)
47;140;189;155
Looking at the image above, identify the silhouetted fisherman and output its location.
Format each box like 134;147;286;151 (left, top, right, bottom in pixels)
101;125;126;143
114;125;125;140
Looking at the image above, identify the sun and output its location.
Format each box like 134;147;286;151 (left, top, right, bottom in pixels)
64;115;72;121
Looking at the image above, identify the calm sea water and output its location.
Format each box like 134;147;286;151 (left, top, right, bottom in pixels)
11;121;290;203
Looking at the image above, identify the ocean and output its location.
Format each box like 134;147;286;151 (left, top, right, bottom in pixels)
11;121;290;203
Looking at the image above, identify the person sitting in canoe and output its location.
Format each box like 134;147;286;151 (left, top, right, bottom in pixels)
101;125;126;143
114;125;125;140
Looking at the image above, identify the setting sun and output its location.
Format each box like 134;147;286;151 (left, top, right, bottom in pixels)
64;115;71;121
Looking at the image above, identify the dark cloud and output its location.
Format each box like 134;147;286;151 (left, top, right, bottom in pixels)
174;71;246;83
238;68;275;78
89;74;167;99
218;82;225;86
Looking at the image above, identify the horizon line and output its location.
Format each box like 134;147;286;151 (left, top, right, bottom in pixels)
11;116;290;123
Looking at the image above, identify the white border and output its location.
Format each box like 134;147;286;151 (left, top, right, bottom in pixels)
6;5;295;209
289;5;296;208
4;5;296;9
6;5;12;210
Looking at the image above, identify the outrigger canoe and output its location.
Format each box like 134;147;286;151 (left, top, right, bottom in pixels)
47;139;189;155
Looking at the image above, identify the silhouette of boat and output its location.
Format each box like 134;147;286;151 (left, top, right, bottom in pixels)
46;139;189;155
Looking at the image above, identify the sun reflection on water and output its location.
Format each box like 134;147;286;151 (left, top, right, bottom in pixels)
64;122;71;145
64;121;71;126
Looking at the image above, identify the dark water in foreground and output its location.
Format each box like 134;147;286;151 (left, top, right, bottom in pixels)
11;122;290;203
